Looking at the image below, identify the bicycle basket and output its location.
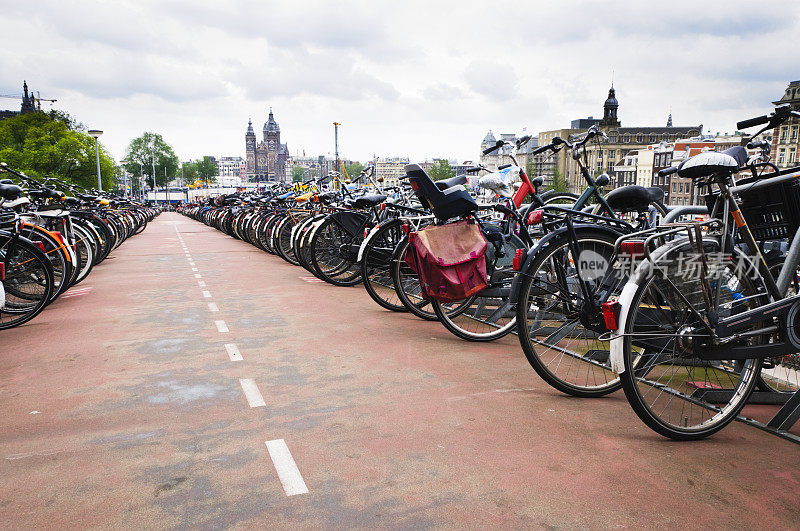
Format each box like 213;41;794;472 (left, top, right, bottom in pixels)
736;177;800;241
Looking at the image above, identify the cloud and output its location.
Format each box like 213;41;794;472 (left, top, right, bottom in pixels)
463;60;519;100
0;0;797;164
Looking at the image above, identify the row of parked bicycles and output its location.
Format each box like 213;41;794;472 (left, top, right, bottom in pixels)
182;105;800;442
0;163;159;330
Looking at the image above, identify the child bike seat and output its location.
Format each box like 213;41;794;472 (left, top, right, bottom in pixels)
405;164;478;221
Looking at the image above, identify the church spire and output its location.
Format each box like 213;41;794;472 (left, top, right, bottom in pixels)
20;80;35;114
600;85;620;128
667;109;673;128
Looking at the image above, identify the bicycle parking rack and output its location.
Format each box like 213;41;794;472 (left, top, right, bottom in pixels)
740;390;800;445
691;387;800;444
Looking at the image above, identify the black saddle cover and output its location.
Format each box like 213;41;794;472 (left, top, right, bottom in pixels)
605;185;664;212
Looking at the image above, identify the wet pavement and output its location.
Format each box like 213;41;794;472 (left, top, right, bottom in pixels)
1;212;799;528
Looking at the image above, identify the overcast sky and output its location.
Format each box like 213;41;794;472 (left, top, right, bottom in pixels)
1;0;797;163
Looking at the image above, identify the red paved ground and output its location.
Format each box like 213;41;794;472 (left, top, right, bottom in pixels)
1;212;799;528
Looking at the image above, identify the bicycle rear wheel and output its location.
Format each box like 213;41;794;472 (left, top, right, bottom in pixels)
619;243;764;440
361;219;407;312
1;236;55;330
431;233;525;341
516;230;622;396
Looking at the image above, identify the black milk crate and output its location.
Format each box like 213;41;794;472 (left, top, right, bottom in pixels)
737;177;800;242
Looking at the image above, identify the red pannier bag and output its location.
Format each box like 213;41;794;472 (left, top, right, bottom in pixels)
404;220;488;302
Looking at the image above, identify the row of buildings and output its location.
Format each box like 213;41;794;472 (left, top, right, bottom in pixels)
478;80;800;205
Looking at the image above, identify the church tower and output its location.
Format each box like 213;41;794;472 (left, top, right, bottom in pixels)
245;118;256;180
263;108;281;179
600;85;620;128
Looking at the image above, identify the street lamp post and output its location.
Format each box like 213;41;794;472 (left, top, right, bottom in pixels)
88;129;103;191
120;159;129;197
150;139;157;204
137;161;144;201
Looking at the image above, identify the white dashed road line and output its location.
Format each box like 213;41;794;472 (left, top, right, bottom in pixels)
198;281;206;287
194;274;202;279
202;290;211;298
208;302;219;312
214;320;229;333
239;378;266;407
265;439;309;496
224;343;243;361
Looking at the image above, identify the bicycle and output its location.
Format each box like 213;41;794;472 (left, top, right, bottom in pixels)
609;105;800;439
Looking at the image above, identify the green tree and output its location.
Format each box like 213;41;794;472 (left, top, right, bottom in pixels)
551;166;568;193
194;156;217;186
0;111;116;190
291;165;305;182
344;161;364;181
122;132;180;189
428;159;455;181
181;161;198;186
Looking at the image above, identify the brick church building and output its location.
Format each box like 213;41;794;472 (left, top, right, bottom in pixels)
245;108;289;182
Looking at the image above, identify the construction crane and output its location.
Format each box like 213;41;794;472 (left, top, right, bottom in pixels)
0;91;57;109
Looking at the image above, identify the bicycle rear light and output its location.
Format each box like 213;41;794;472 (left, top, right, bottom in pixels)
513;248;525;271
601;301;621;331
527;209;544;225
0;262;4;281
401;224;410;234
620;240;645;257
409;180;419;191
379;203;387;211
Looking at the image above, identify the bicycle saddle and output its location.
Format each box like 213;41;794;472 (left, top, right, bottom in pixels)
677;146;748;180
353;193;387;209
78;193;98;201
317;191;337;205
605;185;664;212
435;174;468;191
0;182;23;200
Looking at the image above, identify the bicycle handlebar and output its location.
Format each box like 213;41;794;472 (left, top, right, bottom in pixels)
658;166;678;178
738;105;800;130
737;115;769;130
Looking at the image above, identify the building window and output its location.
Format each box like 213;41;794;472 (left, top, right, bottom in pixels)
636;134;643;142
790;148;796;164
792;126;798;143
650;135;657;143
608;150;615;159
665;153;672;165
781;127;788;143
672;182;676;192
779;149;786;165
623;135;630;143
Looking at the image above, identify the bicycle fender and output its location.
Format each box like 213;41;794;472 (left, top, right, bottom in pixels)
508;223;626;305
608;237;697;374
357;222;385;263
306;217;330;244
0;280;5;309
609;280;640;374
